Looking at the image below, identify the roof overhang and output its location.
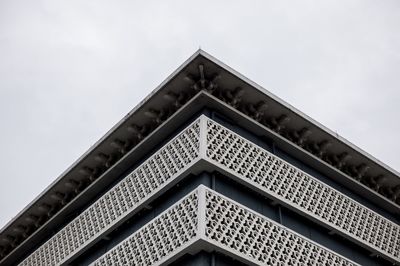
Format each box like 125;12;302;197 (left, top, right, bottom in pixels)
1;49;399;261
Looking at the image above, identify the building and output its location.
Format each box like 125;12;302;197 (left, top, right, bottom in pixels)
0;50;399;266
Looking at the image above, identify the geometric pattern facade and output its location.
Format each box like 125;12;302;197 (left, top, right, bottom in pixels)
92;190;199;266
92;186;357;266
206;119;400;262
18;116;400;265
3;51;400;265
205;189;355;266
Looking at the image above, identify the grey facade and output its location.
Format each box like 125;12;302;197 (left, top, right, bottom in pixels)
0;50;399;266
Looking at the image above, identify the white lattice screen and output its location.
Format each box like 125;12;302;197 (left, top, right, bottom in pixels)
92;190;199;266
205;118;400;262
91;186;357;266
19;116;400;265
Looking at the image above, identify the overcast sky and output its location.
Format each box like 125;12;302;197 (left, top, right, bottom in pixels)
0;0;399;228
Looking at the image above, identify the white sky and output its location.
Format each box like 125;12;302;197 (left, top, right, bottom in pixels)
0;0;399;228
